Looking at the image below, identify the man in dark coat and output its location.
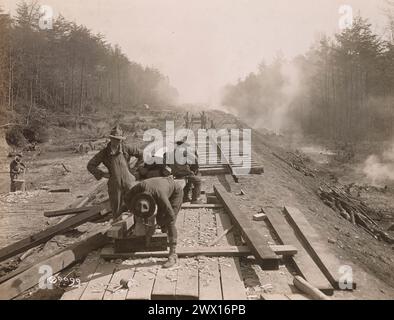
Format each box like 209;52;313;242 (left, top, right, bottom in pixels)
125;176;183;268
87;125;143;220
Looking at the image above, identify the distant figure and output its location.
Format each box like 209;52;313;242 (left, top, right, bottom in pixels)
10;153;26;192
210;119;215;129
87;125;143;220
200;111;207;129
184;112;190;129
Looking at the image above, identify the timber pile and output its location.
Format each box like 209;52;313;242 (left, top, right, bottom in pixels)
272;152;316;177
318;185;394;244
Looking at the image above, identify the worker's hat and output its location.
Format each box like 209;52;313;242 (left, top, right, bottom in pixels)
109;125;126;140
128;192;157;219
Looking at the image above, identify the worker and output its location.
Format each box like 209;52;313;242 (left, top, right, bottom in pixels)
184;112;190;129
9;153;26;192
164;138;202;204
124;175;183;268
200;111;207;129
87;125;143;220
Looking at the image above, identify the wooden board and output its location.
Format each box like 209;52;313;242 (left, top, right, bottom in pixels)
0;232;108;300
0;206;107;263
107;215;135;239
284;206;354;290
101;245;251;259
126;265;158;300
198;210;222;300
214;185;279;270
181;203;223;209
103;266;135;300
44;206;94;218
80;261;115;300
216;212;247;300
265;208;334;295
61;254;101;300
151;267;178;300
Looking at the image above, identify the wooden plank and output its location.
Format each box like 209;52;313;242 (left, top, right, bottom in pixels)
0;206;108;263
284;206;355;290
151;267;178;300
265;208;334;295
198;209;222;300
103;267;135;300
181;203;222;209
107;215;135;239
0;232;108;300
293;276;331;300
216;212;246;300
175;208;199;299
286;293;311;300
270;245;297;256
44;206;94;218
126;265;158;300
175;259;199;300
61;254;101;300
80;261;115;300
214;185;279;270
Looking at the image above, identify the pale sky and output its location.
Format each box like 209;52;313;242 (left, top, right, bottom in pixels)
1;0;388;104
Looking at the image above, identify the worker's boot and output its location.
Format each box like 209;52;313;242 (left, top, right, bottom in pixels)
163;246;178;268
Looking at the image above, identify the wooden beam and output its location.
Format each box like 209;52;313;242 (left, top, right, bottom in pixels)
49;188;71;193
293;276;331;300
265;208;334;295
44;206;96;218
181;203;222;209
0;232;109;300
284;206;355;290
214;185;280;270
107;215;135;239
215;212;247;300
199;166;264;176
0;206;109;263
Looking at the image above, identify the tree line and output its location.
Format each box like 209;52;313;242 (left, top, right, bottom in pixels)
223;15;394;144
0;1;178;125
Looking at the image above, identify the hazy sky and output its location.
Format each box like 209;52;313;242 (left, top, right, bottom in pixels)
1;0;388;104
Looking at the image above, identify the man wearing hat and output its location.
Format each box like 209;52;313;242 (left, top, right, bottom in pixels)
9;153;26;192
124;175;183;268
87;125;143;220
164;138;202;204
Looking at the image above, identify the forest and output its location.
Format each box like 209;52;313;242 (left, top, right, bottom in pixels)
0;1;178;128
223;13;394;145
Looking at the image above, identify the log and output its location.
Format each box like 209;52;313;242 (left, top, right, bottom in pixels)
293;276;331;300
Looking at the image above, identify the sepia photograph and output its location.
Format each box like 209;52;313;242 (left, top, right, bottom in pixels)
0;0;393;305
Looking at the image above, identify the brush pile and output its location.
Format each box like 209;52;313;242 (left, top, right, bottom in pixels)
318;184;394;244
